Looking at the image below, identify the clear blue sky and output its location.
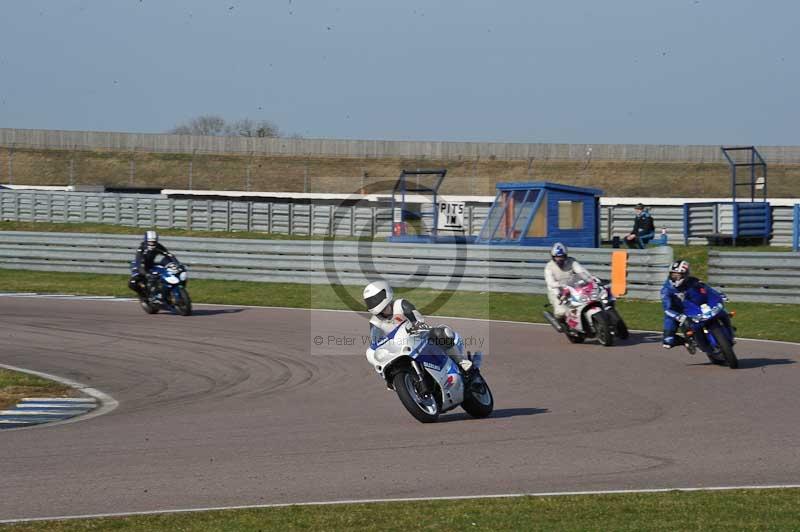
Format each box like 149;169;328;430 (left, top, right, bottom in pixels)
0;0;797;145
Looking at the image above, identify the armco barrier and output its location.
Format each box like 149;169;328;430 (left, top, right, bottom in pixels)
0;232;673;300
708;250;800;304
794;205;799;252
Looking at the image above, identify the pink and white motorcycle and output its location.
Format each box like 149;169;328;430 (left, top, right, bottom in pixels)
543;278;629;346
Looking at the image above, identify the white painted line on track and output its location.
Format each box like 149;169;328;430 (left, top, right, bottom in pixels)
3;484;800;524
0;292;135;301
0;363;119;431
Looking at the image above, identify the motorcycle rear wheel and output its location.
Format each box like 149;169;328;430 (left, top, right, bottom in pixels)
566;331;586;343
592;312;614;346
139;296;159;314
461;371;494;418
393;370;440;423
709;322;738;369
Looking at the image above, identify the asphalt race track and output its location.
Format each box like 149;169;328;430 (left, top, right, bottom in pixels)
2;296;800;521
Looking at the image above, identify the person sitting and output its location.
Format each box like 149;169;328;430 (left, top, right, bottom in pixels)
625;203;656;249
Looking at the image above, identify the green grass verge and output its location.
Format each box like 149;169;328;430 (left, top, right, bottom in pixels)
3;489;800;531
0;368;73;410
1;268;798;343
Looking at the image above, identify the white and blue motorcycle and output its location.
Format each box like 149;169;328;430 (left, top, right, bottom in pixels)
132;258;192;316
366;323;493;423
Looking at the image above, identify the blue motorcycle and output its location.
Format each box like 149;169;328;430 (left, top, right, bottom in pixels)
132;259;192;316
681;292;738;369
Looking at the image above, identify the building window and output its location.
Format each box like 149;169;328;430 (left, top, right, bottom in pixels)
527;193;547;237
558;200;583;230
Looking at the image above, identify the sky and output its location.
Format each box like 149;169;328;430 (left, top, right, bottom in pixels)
0;0;798;145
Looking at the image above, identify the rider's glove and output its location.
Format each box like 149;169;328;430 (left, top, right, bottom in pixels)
408;321;430;334
677;314;687;326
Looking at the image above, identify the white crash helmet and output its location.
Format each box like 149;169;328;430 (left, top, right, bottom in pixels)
363;280;393;315
145;230;159;249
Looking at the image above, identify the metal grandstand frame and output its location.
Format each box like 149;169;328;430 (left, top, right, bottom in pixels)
721;146;767;202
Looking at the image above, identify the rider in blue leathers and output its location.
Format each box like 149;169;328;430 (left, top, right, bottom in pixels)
661;259;728;350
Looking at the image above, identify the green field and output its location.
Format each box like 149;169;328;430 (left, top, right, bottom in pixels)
3;489;800;531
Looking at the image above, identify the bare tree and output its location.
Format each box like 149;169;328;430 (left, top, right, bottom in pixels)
169;115;228;136
227;118;281;138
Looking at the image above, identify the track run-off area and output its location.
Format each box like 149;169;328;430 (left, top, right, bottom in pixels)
1;296;800;522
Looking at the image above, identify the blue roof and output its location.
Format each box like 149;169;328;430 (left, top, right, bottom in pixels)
495;181;603;196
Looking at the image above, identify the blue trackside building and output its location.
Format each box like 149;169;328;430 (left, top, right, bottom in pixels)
476;182;602;248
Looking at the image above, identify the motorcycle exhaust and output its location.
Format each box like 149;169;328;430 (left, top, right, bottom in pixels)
543;311;564;333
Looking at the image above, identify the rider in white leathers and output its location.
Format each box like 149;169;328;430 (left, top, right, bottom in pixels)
363;280;473;372
544;242;593;321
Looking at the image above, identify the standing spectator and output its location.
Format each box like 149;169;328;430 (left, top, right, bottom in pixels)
625;203;655;249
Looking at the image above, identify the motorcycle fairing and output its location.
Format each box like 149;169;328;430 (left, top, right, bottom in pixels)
413;342;465;411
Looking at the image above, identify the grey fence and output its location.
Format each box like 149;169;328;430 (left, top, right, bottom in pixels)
0;232;673;300
708;251;800;304
0;190;486;237
5;128;800;163
600;205;685;244
682;203;734;244
1;189;796;246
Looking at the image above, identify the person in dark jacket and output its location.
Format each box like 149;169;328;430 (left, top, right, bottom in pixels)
625;203;656;249
128;230;175;297
660;259;729;350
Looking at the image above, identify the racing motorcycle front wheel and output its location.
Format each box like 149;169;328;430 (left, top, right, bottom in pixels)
607;307;629;340
709;322;738;369
461;371;494;418
592;312;615;347
393;369;440;423
171;286;192;316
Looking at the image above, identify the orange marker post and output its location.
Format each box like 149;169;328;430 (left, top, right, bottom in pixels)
610;250;628;297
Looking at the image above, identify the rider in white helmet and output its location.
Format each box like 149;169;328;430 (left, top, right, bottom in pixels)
544;242;593;321
128;230;176;297
363;280;473;372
